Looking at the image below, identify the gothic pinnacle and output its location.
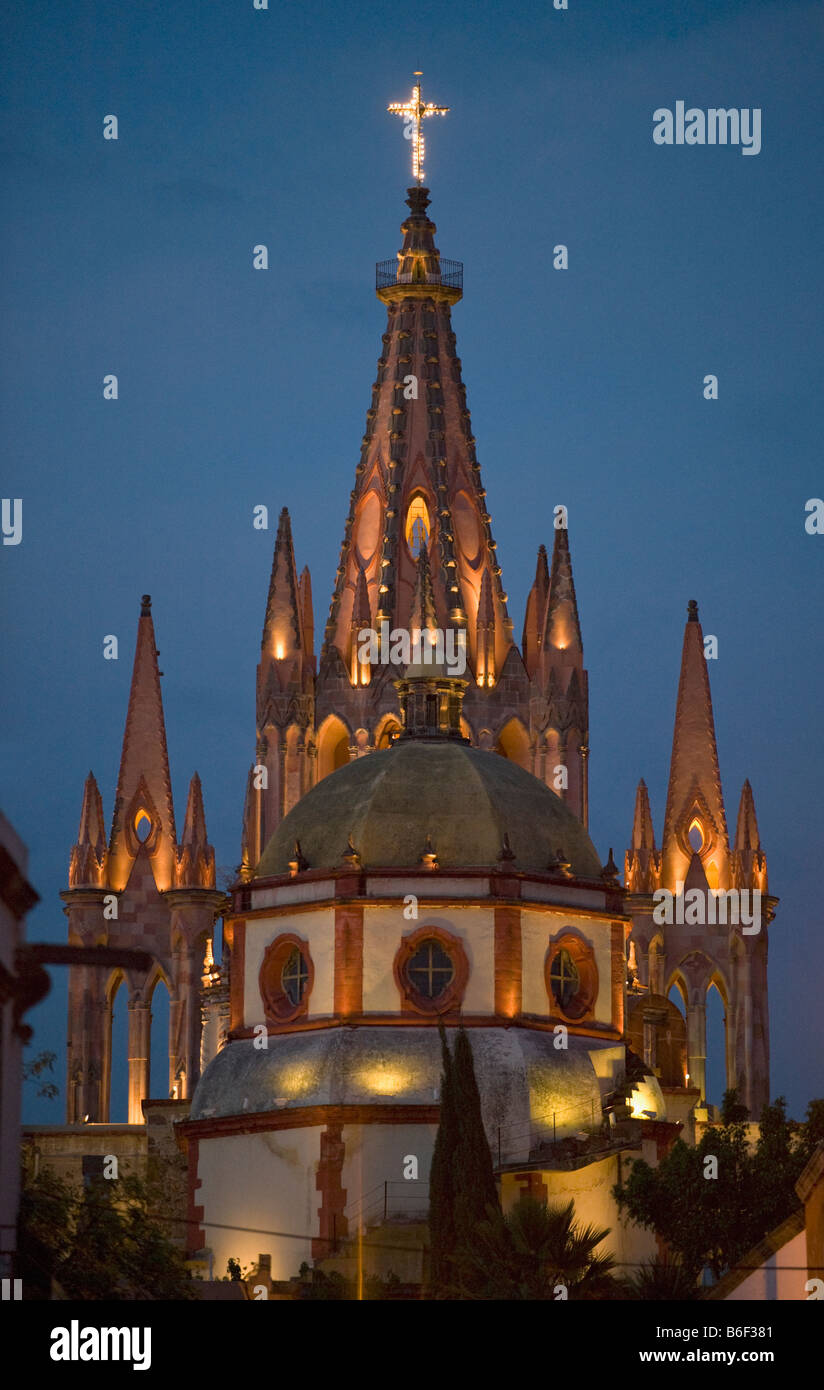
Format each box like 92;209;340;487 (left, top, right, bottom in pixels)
109;596;177;892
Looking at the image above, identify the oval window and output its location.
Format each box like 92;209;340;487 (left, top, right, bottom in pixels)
406;938;454;1000
281;947;309;1006
548;948;580;1011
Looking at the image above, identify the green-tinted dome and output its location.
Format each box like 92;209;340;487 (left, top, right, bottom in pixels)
255;739;602;879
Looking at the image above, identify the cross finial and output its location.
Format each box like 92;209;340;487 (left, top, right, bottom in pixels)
387;72;449;184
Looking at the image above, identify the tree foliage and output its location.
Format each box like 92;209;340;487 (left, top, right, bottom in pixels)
466;1196;618;1300
614;1089;821;1282
428;1022;500;1296
22;1049;59;1101
427;1020;459;1291
17;1166;195;1300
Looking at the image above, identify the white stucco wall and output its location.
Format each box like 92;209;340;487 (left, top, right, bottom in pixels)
340;1123;435;1227
362;905;496;1013
521;909;612;1023
244;908;336;1026
196;1128;323;1280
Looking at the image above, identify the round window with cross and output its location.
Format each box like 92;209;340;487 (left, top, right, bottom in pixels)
548;948;580;1011
406;938;455;1000
281;947;309;1006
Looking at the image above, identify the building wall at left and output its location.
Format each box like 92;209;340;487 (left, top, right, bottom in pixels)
0;811;39;1279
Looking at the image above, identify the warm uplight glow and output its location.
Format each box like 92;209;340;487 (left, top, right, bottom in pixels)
278;1060;321;1098
274;640;285;660
388;74;449;184
134;810;152;842
357;1064;416;1096
629;1079;662;1120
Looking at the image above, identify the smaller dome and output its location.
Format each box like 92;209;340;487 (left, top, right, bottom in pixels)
256;739;602;879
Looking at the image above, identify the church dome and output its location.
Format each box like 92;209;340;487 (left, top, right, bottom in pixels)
255;738;602;879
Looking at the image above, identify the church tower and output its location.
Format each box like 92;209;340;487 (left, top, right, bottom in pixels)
241;509;316;877
241;80;591;868
63;596;224;1123
625;600;775;1116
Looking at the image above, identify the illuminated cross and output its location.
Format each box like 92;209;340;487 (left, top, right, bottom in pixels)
387;72;449;185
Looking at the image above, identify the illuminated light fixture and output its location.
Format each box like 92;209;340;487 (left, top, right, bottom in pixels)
388;73;449;185
275;641;285;660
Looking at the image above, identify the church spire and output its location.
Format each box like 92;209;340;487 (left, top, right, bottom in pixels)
350;566;372;685
734;779;768;893
541;522;582;659
108;595;177;892
624;779;661;893
408;537;438;634
174;772;215;889
533;522;588;824
522;545;549;678
631;778;656;850
661;599;730;890
475;568;496;688
248;508;316;867
261;508;304;673
69;772;107;888
322;183;512;685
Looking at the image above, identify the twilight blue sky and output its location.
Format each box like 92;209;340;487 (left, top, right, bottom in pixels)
3;0;822;1121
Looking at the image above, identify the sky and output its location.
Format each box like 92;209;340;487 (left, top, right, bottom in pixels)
2;0;822;1122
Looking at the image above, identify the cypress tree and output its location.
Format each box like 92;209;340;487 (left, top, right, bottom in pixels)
427;1020;458;1293
451;1026;499;1292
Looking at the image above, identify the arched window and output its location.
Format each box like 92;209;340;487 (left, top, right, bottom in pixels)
405;495;430;557
376;719;401;750
149;977;171;1099
317;716;351;781
688;819;704;853
495;718;531;770
109;974;129;1121
135;810;152;843
705;980;727;1108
